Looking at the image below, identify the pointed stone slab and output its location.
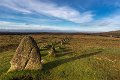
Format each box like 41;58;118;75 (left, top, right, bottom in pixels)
8;36;42;72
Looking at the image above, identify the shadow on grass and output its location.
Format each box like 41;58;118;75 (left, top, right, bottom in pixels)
0;44;18;53
11;75;33;80
56;48;74;57
41;48;49;51
56;51;73;58
41;53;48;57
43;50;102;71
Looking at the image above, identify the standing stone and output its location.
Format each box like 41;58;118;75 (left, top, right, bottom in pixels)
8;36;42;72
48;45;56;57
60;40;64;45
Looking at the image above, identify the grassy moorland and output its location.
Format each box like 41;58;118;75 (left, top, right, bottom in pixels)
0;34;120;80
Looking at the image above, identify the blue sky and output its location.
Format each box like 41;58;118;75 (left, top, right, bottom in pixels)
0;0;120;32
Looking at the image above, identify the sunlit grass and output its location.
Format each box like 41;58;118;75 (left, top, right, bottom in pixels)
0;34;120;80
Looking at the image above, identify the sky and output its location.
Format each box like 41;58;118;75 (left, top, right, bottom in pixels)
0;0;120;32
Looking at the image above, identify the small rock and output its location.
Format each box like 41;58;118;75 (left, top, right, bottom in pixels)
48;45;56;57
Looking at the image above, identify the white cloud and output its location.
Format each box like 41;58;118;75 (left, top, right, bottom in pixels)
0;21;78;31
81;14;120;32
0;21;52;30
0;0;93;23
0;20;120;32
0;0;32;13
93;14;120;27
0;0;120;32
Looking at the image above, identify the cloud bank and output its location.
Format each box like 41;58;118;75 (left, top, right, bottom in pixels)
0;0;93;23
0;0;120;32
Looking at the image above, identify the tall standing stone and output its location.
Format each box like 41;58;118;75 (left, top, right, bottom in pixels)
8;36;42;72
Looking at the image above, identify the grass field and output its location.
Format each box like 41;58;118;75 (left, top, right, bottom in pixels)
0;34;120;80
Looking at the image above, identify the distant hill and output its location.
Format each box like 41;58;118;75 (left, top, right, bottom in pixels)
108;30;120;34
93;30;120;38
0;29;120;38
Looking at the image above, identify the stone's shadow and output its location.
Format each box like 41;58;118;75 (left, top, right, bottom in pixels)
41;48;49;51
41;53;48;57
43;51;102;71
56;48;74;57
40;48;49;57
0;44;18;53
11;75;33;80
56;51;74;57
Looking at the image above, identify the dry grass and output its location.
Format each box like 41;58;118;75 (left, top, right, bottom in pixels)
0;34;120;80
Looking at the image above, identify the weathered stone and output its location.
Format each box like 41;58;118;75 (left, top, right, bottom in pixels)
48;45;56;57
60;40;64;45
8;36;42;72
